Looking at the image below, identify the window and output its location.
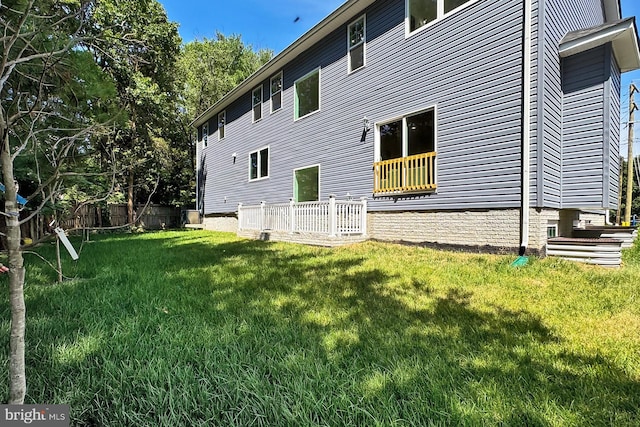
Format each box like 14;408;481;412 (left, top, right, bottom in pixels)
547;223;558;238
407;0;472;34
249;147;269;180
252;86;262;122
374;108;436;193
270;72;282;113
294;165;319;202
294;69;320;120
218;111;226;140
379;109;435;161
202;122;208;147
348;16;366;73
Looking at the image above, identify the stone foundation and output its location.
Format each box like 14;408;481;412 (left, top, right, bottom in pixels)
202;215;238;233
366;208;603;254
237;230;367;247
367;209;521;253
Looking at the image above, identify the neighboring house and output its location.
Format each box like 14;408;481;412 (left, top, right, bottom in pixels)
192;0;640;254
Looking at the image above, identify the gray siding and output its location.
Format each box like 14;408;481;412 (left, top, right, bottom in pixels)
530;0;541;207
201;0;525;215
536;0;604;208
560;42;621;211
561;46;606;208
609;54;621;208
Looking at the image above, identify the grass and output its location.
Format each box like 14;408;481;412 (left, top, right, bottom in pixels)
1;230;639;426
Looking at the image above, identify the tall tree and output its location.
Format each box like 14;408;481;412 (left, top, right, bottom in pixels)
90;0;181;222
178;33;273;119
175;34;272;209
1;0;122;403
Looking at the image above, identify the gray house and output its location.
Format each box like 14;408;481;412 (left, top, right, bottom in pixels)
192;0;640;254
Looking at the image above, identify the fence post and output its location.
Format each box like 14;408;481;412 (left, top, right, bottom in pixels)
260;201;266;231
289;198;295;234
329;194;337;237
360;197;368;236
237;203;243;231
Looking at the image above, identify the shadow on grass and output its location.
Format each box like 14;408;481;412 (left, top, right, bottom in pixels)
2;231;639;426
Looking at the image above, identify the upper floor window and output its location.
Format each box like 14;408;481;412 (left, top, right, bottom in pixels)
270;72;282;113
249;147;269;181
252;86;262;122
202;122;208;147
348;16;366;73
218;111;226;140
407;0;472;34
294;68;320;120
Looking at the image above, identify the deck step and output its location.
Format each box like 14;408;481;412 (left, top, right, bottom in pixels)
547;237;623;267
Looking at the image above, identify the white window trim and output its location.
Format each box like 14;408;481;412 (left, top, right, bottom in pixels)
293;67;321;121
252;85;263;123
218;110;226;141
347;14;366;74
405;0;482;38
292;163;321;202
270;71;283;114
202;122;208;148
373;105;438;190
248;145;270;182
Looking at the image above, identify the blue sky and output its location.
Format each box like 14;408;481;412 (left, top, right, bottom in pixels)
160;0;640;153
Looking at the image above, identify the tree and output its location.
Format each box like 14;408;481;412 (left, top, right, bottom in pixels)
0;0;125;403
178;33;273;119
174;34;272;209
90;0;181;222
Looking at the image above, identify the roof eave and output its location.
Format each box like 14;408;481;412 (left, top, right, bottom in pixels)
190;0;375;128
559;18;640;73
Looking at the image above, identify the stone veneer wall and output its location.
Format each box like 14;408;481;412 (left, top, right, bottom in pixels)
202;215;238;233
367;209;576;254
237;230;367;247
579;212;606;226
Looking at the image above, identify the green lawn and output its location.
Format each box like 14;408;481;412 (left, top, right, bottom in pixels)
2;230;640;426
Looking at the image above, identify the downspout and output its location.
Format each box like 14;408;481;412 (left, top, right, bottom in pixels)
520;0;532;255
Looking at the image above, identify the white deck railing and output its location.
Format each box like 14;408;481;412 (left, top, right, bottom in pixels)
238;195;367;236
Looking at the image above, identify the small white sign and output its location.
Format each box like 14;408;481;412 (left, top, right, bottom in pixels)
54;227;79;260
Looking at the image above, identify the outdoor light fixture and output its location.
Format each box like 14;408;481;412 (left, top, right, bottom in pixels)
361;116;370;142
232;152;237;164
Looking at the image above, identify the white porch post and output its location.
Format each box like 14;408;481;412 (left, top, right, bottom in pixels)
289;198;295;233
329;194;337;237
237;203;243;231
260;201;266;231
360;197;368;236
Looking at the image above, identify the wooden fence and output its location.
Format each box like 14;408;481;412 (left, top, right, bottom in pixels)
3;204;181;246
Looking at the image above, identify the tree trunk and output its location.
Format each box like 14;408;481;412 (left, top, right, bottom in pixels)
1;121;27;404
127;170;134;224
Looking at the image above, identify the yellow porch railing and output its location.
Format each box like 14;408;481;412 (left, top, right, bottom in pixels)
373;152;436;194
